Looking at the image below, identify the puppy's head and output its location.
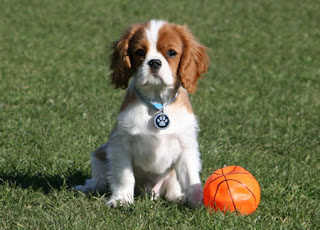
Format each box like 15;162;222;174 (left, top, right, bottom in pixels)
110;20;209;93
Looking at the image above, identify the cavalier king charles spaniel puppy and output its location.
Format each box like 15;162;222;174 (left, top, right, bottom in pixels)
75;20;209;207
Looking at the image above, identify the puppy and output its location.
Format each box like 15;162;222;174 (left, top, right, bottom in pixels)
76;20;209;207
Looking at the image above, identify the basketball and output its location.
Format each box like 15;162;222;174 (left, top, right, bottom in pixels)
203;165;261;215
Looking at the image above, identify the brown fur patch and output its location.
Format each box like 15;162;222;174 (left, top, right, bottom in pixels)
173;24;209;93
119;85;138;112
157;23;184;84
173;87;193;114
93;143;108;161
110;23;148;89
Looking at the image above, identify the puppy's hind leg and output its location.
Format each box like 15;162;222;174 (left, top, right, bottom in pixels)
160;170;183;202
75;143;109;193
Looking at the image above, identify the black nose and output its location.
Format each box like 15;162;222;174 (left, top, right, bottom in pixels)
148;59;162;70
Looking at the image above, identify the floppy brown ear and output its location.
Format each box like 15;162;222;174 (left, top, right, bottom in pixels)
176;25;209;93
110;24;142;89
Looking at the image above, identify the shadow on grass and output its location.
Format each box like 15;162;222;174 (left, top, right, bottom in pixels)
0;170;88;194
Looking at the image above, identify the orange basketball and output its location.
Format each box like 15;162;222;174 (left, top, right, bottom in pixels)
203;165;260;215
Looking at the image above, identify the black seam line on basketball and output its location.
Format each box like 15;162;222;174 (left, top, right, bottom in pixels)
226;166;238;175
207;168;238;187
208;168;238;208
225;179;258;206
227;172;250;176
212;172;222;176
222;167;237;212
207;175;224;186
207;171;251;192
212;178;226;209
226;172;257;184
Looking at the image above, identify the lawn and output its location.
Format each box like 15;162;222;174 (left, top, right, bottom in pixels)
1;0;319;229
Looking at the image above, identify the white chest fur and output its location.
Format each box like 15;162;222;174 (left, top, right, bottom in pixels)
130;133;180;173
115;98;198;175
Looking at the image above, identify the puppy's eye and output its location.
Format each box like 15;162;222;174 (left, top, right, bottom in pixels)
167;49;177;58
135;49;145;57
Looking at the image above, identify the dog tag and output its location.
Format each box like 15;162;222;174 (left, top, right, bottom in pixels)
154;113;170;129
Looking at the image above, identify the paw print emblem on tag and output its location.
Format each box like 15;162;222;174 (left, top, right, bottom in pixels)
154;113;170;129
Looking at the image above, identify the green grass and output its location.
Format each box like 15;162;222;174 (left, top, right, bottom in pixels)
1;0;319;229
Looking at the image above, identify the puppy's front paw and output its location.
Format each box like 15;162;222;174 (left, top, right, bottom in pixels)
106;194;134;207
74;179;108;193
187;183;203;208
74;179;99;193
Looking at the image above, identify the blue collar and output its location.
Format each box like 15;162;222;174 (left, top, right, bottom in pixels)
135;88;179;112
